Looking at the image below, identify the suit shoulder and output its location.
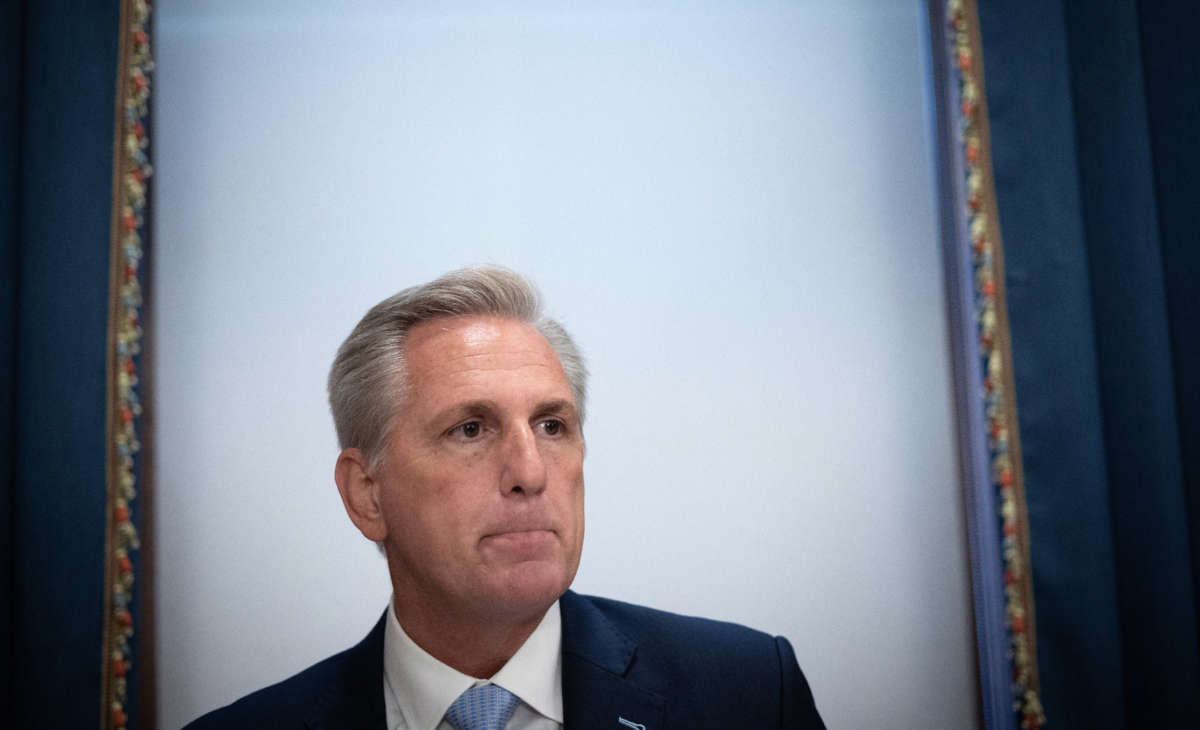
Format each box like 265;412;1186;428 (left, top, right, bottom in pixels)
182;648;352;729
184;616;385;730
573;593;780;654
563;593;825;728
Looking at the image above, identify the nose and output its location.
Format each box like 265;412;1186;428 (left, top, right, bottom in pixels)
502;423;548;496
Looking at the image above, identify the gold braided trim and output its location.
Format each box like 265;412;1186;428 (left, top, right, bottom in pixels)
947;0;1045;726
101;1;152;728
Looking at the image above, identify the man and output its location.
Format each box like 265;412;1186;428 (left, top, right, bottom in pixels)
187;267;824;729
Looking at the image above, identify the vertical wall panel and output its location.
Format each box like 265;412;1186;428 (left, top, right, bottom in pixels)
153;3;976;728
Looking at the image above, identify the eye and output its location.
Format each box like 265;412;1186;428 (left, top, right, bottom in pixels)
450;421;483;439
539;419;564;436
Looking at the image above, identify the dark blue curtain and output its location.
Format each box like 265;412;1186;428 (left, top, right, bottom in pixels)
978;0;1200;727
1;0;22;716
2;1;143;727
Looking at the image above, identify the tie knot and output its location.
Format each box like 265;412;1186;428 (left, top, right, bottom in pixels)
444;684;521;730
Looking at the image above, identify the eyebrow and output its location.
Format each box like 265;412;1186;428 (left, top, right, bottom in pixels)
432;400;500;425
431;398;578;425
533;399;578;419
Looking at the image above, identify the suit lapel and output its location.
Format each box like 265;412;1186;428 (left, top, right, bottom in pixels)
560;592;665;730
296;596;666;730
304;613;389;730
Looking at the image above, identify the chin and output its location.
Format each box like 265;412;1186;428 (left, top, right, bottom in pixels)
483;562;574;619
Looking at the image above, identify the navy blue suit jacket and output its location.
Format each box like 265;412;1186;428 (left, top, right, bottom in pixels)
185;591;825;729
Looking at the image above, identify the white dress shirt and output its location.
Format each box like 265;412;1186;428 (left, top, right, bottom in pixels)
382;598;564;730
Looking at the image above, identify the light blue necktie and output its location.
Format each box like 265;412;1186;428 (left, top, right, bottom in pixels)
443;684;521;730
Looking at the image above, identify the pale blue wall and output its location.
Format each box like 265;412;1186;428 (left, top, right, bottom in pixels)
153;2;976;728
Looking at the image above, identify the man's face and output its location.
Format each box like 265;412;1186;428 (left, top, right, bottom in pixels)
375;315;585;625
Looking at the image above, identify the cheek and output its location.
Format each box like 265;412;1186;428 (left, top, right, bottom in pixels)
416;462;499;524
545;440;585;472
382;461;478;529
562;465;586;526
551;460;584;503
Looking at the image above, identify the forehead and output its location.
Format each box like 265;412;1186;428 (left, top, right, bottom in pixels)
401;315;569;397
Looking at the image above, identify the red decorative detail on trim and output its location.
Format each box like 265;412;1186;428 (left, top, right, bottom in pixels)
104;2;152;727
948;0;1045;726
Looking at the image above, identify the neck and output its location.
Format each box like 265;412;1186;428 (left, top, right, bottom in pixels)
391;595;548;678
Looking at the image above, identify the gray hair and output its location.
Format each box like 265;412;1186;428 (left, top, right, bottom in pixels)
327;266;588;470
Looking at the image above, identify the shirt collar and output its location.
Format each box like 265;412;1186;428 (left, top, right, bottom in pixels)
383;598;563;730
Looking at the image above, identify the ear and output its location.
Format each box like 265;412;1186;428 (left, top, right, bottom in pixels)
334;448;388;543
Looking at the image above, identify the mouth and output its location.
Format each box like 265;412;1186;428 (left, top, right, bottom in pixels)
482;519;556;539
484;527;554;540
481;528;557;556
